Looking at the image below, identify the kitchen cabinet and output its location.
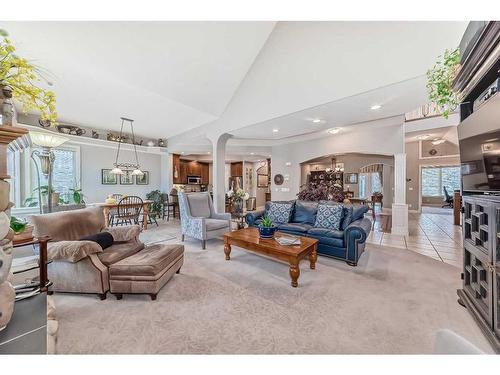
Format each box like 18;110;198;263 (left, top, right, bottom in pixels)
200;163;210;184
231;162;243;177
172;154;182;184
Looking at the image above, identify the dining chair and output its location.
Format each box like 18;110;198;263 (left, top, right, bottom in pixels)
115;196;143;226
108;194;123;226
162;193;177;221
168;189;179;220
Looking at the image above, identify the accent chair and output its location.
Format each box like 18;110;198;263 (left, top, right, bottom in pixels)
178;192;231;249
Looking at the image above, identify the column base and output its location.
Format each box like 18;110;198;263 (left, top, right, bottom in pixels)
391;203;409;236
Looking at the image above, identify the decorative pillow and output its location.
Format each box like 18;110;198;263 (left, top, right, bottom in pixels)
314;204;343;230
80;232;114;250
352;205;369;221
341;205;354;230
266;202;293;224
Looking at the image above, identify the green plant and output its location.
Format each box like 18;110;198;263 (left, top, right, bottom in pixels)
259;215;274;228
10;216;27;234
70;188;83;204
146;189;163;218
426;48;461;119
0;29;57;123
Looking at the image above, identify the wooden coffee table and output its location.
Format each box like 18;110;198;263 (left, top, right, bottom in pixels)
223;228;318;287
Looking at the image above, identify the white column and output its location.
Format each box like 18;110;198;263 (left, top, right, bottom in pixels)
209;133;231;213
160;151;172;193
391;152;409;236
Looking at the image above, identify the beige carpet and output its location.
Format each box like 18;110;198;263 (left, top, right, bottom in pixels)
53;226;493;354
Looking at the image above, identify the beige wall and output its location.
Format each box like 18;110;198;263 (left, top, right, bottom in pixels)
406;141;460;212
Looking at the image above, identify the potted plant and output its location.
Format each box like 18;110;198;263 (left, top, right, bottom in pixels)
426;48;461;119
0;29;57;126
146;189;164;219
226;188;249;214
70;185;85;205
10;216;34;245
258;215;277;239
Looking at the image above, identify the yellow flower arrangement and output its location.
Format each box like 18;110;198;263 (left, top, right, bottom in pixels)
0;29;57;123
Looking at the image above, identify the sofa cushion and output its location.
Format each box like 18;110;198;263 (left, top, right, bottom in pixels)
308;227;344;239
80;232;114;250
109;244;184;277
187;194;211;218
314;203;343;230
205;218;229;231
97;241;145;266
278;223;312;233
340;205;354;231
266;202;293;224
352;205;369;221
291;200;318;225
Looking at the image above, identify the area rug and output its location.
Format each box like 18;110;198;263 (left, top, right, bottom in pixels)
53;237;493;354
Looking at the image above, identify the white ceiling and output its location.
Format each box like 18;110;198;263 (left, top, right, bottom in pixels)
1;21;275;138
405;125;459;144
3;21;468;142
230;76;428;140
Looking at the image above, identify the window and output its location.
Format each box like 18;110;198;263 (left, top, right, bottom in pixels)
9;145;80;210
421;166;460;197
359;172;382;198
359;175;366;198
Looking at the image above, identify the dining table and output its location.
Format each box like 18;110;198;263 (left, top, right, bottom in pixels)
97;200;153;230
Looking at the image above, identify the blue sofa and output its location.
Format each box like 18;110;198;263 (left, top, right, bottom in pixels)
245;200;372;266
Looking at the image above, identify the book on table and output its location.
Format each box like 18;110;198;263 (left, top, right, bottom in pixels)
274;234;301;246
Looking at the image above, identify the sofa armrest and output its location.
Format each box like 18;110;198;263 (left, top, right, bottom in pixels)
211;212;231;221
344;217;372;264
104;225;142;242
245;209;265;226
47;241;103;263
344;217;372;244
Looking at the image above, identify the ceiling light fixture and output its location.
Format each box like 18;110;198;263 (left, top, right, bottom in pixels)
110;117;143;176
250;152;255;155
272;129;279;133
312;119;321;123
370;104;382;110
431;138;446;145
327;128;341;135
417;134;431;140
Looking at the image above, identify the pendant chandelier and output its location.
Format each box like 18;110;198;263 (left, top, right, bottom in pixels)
110;117;143;176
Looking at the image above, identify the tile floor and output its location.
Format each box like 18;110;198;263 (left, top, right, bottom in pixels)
366;207;463;268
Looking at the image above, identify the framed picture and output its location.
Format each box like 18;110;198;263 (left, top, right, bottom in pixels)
257;174;268;188
136;171;149;185
120;170;134;185
345;173;358;184
101;169;117;185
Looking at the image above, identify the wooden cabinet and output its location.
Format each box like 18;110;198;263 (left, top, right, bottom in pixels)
186;161;200;176
230;162;243;177
172;154;182;184
200;163;210;184
179;161;187;184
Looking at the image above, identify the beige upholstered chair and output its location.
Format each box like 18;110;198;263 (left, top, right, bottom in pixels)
31;206;143;300
178;192;231;249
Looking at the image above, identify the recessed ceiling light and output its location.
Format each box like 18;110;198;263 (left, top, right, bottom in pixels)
417;134;431;140
207;151;211;154
181;151;185;154
272;129;279;133
431;139;445;145
250;152;255;155
312;119;321;123
327;128;341;135
370;104;382;110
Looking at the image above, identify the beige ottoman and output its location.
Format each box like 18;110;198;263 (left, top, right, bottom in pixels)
109;244;184;300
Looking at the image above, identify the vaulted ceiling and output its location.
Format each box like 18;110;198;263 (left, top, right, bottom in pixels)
1;21;275;137
2;21;467;140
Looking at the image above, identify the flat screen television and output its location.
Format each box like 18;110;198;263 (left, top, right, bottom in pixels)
460;129;500;192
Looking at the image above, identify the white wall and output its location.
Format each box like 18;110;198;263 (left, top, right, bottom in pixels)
78;142;164;203
271;121;404;201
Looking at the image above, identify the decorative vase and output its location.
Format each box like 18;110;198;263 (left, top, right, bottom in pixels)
233;199;244;214
0;281;15;332
0;84;15;127
258;225;277;239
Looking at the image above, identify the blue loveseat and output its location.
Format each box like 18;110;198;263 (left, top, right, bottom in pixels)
245;200;372;266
